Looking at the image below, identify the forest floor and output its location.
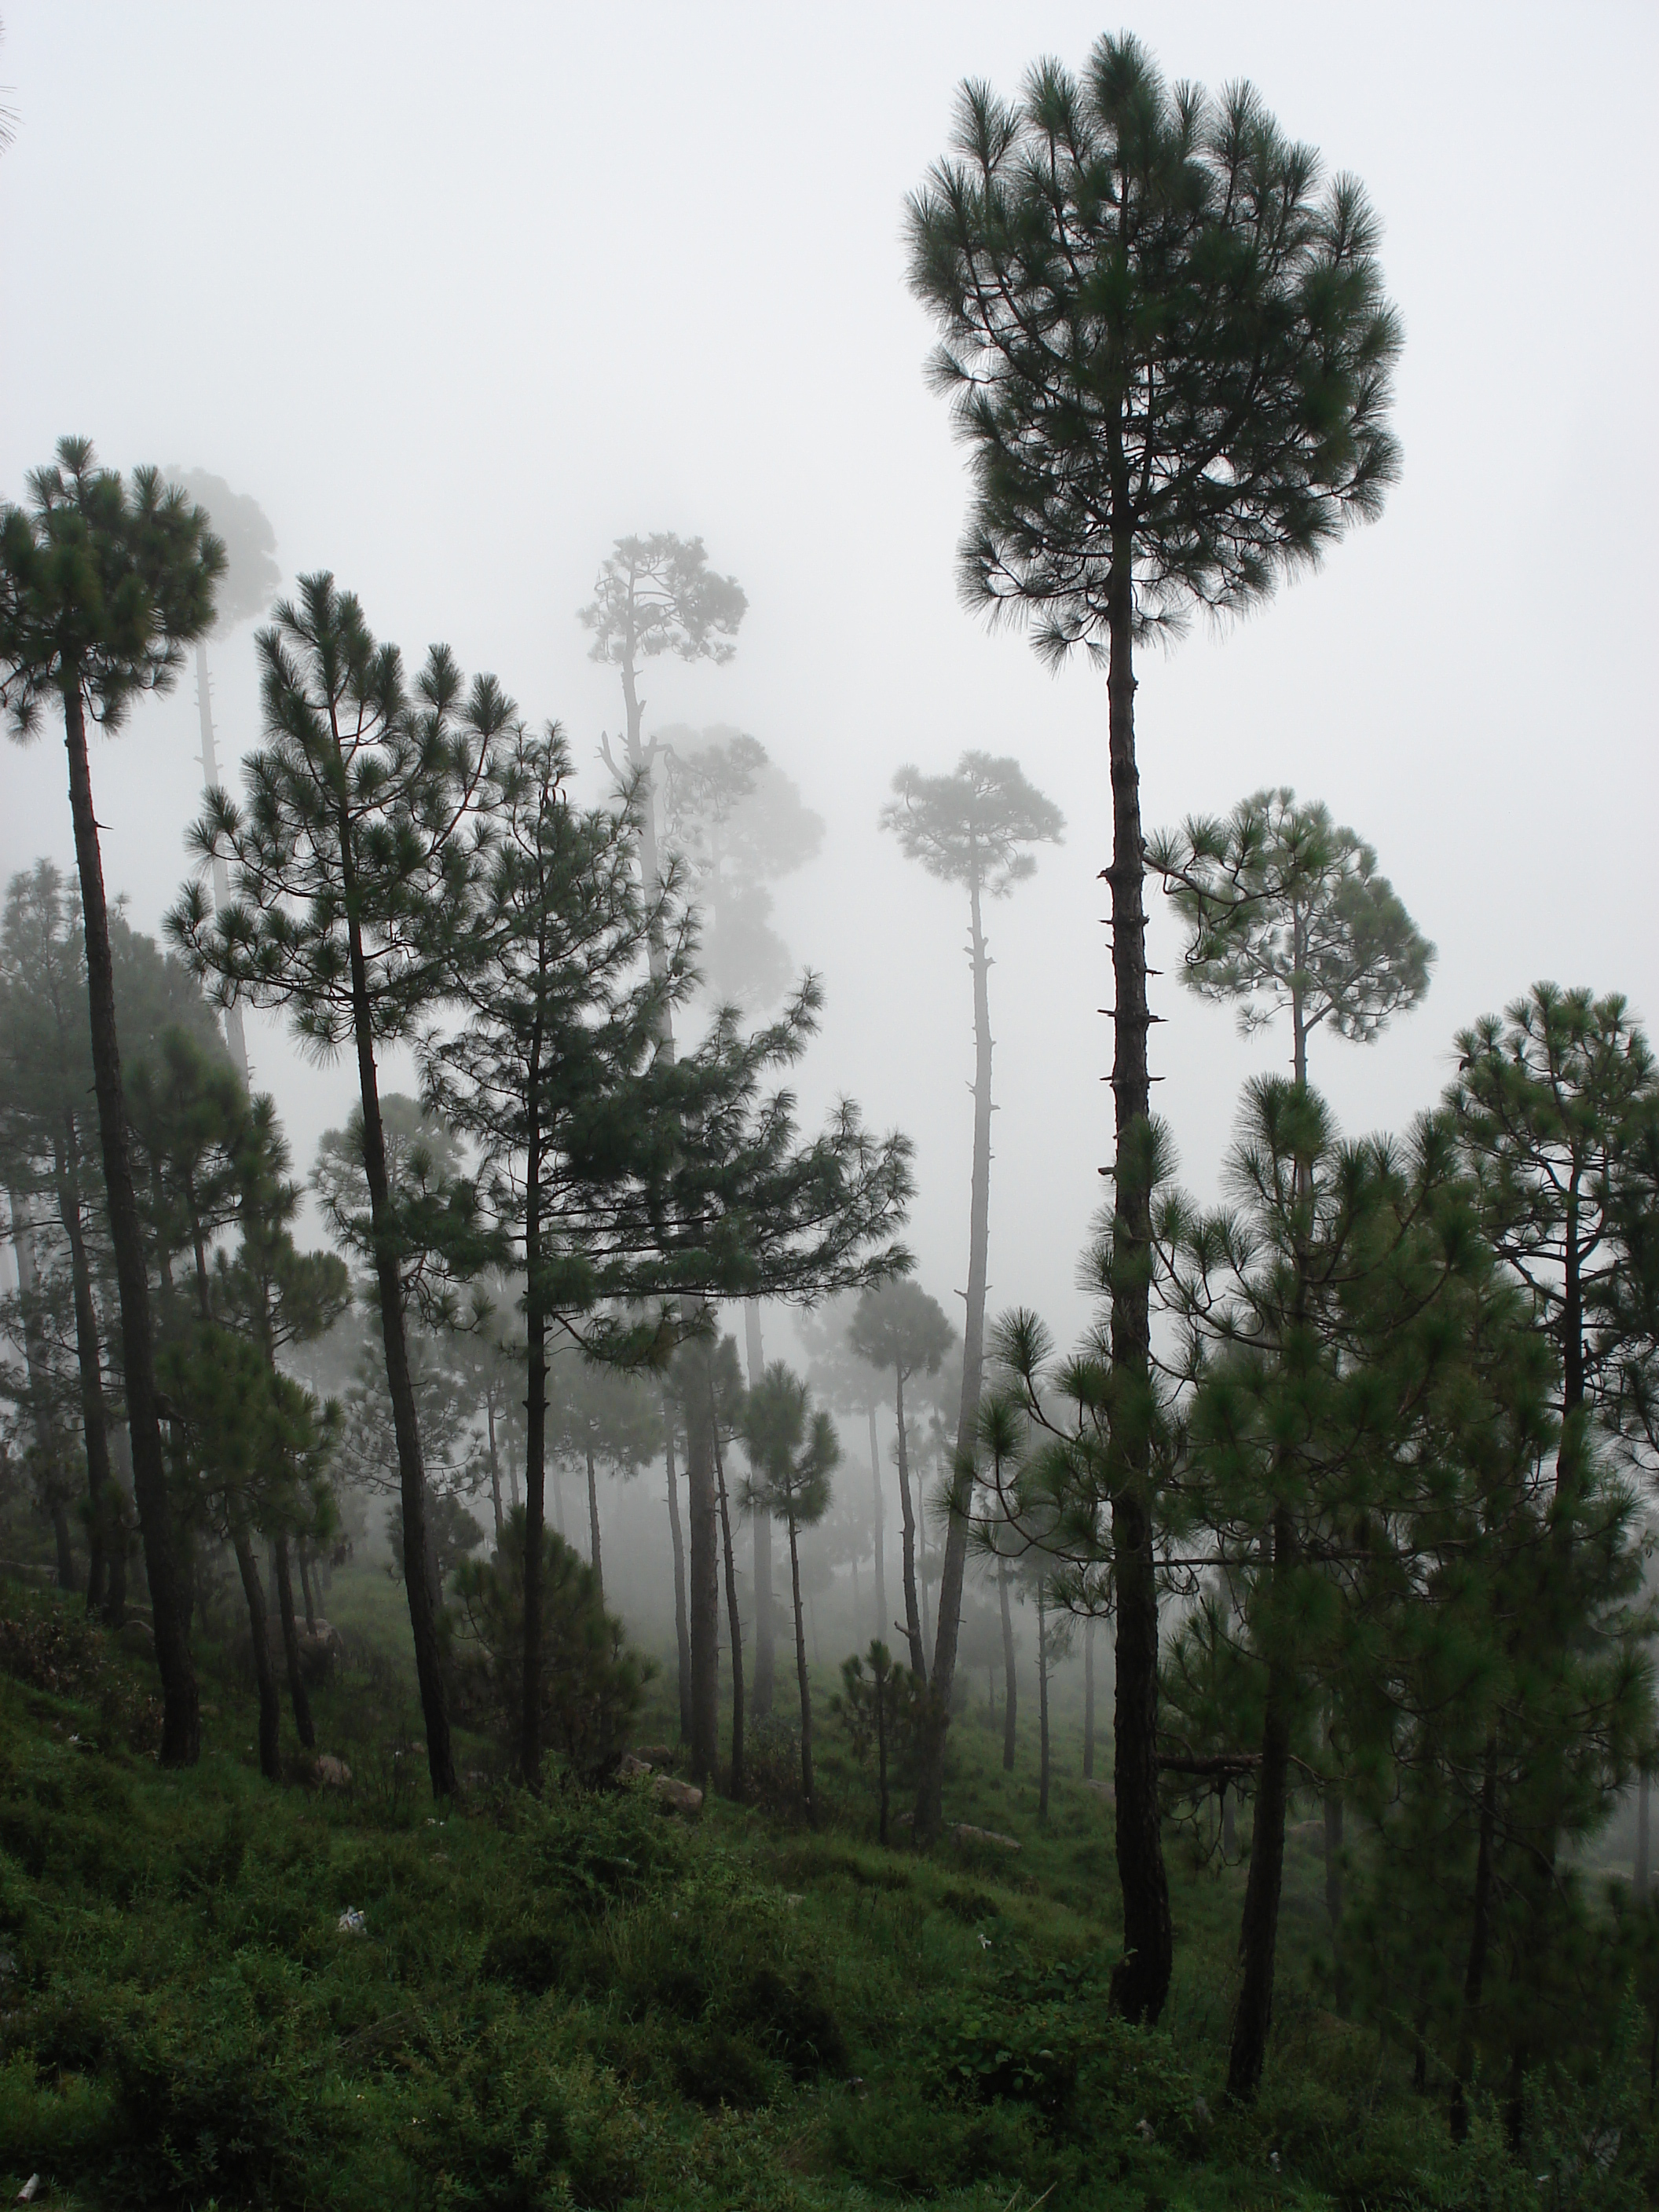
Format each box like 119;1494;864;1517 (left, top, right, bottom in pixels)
0;1569;1636;2210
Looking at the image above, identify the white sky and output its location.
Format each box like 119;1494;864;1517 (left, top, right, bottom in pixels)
3;2;1656;1357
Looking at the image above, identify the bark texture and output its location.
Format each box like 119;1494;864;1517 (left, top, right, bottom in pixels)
63;686;199;1763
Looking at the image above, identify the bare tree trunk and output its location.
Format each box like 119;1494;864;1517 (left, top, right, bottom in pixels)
585;1445;603;1603
1083;1614;1096;1779
685;1338;722;1789
1102;558;1170;2027
999;1559;1016;1772
917;1479;932;1657
893;1368;925;1677
789;1514;814;1817
664;1404;692;1743
1226;1508;1296;2102
918;860;994;1837
712;1401;745;1800
485;1391;504;1545
1636;1765;1651;1906
520;1255;548;1788
195;639;250;1085
745;1301;774;1720
1037;1577;1051;1819
9;1190;77;1592
297;1540;317;1630
62;684;198;1764
273;1533;314;1749
53;1135;112;1612
867;1402;886;1639
1451;1734;1500;2143
233;1522;280;1781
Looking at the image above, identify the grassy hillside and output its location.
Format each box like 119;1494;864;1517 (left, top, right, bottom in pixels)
0;1577;1646;2210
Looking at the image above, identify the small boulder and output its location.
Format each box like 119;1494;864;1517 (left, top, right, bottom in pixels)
316;1754;353;1790
950;1822;1020;1853
117;1618;154;1659
651;1774;703;1816
635;1743;676;1768
617;1752;653;1780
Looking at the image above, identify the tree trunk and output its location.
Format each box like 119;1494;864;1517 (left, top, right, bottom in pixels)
1635;1765;1651;1906
664;1403;692;1743
685;1339;722;1788
585;1443;603;1603
9;1189;77;1592
53;1134;112;1613
999;1559;1017;1772
1083;1614;1096;1780
917;1482;932;1656
1037;1577;1051;1819
232;1521;281;1782
1102;564;1171;2027
894;1369;925;1677
297;1540;317;1631
876;1660;890;1846
520;1232;548;1788
1226;1508;1297;2102
917;859;994;1838
789;1514;814;1816
336;883;453;1796
273;1532;314;1749
1450;1733;1500;2142
1324;1767;1347;2015
745;1301;774;1719
712;1400;745;1799
868;1403;887;1640
485;1391;504;1545
61;683;199;1764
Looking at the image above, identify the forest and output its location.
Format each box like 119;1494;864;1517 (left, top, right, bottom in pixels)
1;18;1657;2212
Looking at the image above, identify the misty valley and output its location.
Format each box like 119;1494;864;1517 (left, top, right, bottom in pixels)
1;19;1656;2212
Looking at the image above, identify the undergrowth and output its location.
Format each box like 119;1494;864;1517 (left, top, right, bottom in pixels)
0;1578;1654;2210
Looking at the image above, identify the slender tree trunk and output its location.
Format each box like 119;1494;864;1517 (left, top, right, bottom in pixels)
61;683;199;1764
232;1521;280;1782
917;860;994;1837
868;1403;887;1639
893;1369;925;1677
664;1404;692;1743
789;1514;814;1816
1103;562;1171;2027
1324;1760;1347;2016
917;1482;932;1656
585;1444;603;1602
745;1301;775;1719
485;1392;504;1545
520;1137;548;1788
53;1136;112;1612
1635;1765;1651;1906
712;1400;745;1799
1227;1508;1297;2102
999;1559;1017;1772
297;1540;317;1631
1083;1615;1096;1780
876;1661;890;1846
685;1339;722;1788
195;639;251;1086
273;1533;314;1749
1037;1577;1051;1820
1451;1734;1500;2142
9;1190;77;1592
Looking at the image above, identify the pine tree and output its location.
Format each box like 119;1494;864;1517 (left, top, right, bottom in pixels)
1;441;224;1763
879;750;1063;1833
740;1362;839;1817
849;1280;955;1679
169;573;510;1796
909;35;1400;2024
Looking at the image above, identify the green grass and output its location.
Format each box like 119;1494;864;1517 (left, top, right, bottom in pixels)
0;1578;1645;2210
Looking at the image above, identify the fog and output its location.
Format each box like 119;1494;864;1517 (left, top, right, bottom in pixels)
3;0;1655;1362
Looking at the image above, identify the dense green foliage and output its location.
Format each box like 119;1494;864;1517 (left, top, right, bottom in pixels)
2;1579;1656;2209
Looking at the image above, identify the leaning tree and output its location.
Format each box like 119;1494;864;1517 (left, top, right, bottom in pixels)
880;749;1063;1835
1;439;224;1765
908;35;1401;2023
170;574;510;1798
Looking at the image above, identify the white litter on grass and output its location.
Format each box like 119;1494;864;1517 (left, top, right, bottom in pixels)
337;1909;366;1936
16;2177;41;2203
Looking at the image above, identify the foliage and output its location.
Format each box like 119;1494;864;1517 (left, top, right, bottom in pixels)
449;1507;646;1778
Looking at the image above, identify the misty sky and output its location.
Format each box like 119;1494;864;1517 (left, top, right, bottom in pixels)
3;2;1655;1360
